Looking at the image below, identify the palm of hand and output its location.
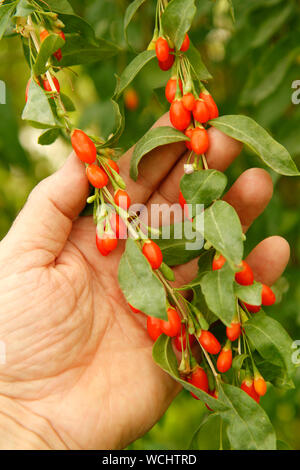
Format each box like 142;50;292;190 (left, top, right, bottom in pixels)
0;116;290;449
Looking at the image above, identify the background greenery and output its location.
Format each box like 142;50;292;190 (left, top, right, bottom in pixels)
0;0;299;449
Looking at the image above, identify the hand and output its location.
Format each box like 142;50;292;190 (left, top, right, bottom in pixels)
0;114;290;450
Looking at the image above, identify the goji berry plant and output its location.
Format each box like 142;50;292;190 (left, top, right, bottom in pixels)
1;0;299;451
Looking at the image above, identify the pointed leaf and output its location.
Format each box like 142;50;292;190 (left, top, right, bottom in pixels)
161;0;196;50
131;126;187;180
124;0;146;42
34;34;65;76
209;115;299;176
235;281;262;306
185;41;212;81
118;239;167;320
0;3;16;40
189;414;230;450
115;50;156;99
22;79;57;128
200;263;236;326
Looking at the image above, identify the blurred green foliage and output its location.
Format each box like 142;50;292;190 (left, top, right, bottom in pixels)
0;0;299;449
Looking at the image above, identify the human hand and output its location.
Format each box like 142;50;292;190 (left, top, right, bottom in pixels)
0;114;290;450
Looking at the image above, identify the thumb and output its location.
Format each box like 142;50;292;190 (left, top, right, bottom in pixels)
3;152;89;265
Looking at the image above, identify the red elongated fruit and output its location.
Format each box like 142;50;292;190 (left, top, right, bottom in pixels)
188;366;209;399
179;190;186;209
124;88;139;110
180;33;190;52
182;93;196;111
199;92;219;120
43;77;60;94
59;31;66;41
155;37;170;62
54;32;65;62
142;240;163;270
199;330;221;355
235;261;254;286
129;304;144;315
40;29;49;42
96;233;118;256
226;321;241;341
190;127;209;155
254;376;267;397
86;164;108;188
161;307;181;337
184;128;193;150
147;316;162;341
241;378;260;403
193;99;210;123
243;302;261;313
170;99;191;131
174;325;195;352
71;129;97;164
217;345;232;373
114;189;131;210
158;49;175;71
261;284;276;306
110;213;127;239
212;254;226;271
165;77;183;103
105;158;119;175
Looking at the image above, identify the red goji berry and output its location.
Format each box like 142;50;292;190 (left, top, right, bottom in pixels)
105;158;119;175
188;366;209;399
254;376;267;397
199;330;221;355
124;88;139;110
110;213;127;239
86;164;108;188
71;129;97;164
243;302;261;313
180;33;190;52
261;284;276;306
190;127;209;155
129;304;144;314
235;261;254;286
142;240;163;270
165;77;183;103
192;99;210;123
179;190;187;209
170;99;191;131
114;189;131;210
182;93;196;111
147;316;162;341
226;321;241;341
184;128;193;150
241;378;260;403
158;51;175;71
161;307;181;337
155;37;170;62
217;342;232;373
43;76;60;94
96;232;118;256
199;92;219;120
212;254;226;271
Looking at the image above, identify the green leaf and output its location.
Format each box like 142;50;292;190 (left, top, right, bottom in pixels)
118;239;167;320
189;414;230;450
156;221;204;266
98;100;124;148
35;0;74;14
114;50;156;99
209;115;299;177
185;41;212;81
60;93;76;112
200;263;236;326
161;0;196;50
124;0;146;42
244;312;296;377
219;383;276;450
22;79;57;129
180;170;227;216
201;200;244;266
58;36;120;67
0;2;16;40
235;281;262;306
14;0;35;17
130;126;186;181
38;128;60;146
232;353;248;372
152;335;229;411
277;440;292;450
34;34;65;76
